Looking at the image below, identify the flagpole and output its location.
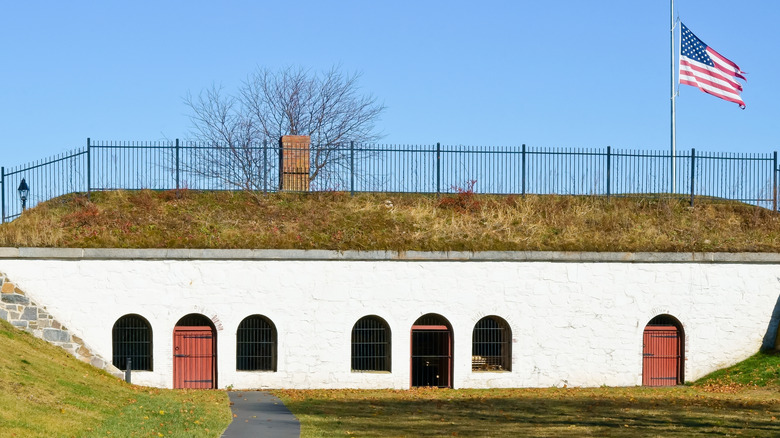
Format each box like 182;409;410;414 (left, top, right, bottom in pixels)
671;0;677;194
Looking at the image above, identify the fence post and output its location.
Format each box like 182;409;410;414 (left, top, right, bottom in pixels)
87;138;91;200
1;166;4;224
350;141;355;196
125;357;132;383
690;148;696;207
175;138;180;191
521;144;526;198
263;140;268;194
773;151;778;212
436;142;441;195
606;146;611;200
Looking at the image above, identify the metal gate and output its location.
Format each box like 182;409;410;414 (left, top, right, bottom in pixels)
411;325;452;388
173;326;216;389
642;325;682;386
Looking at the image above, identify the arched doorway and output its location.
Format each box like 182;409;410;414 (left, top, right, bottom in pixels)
173;314;217;389
642;314;684;386
411;313;453;388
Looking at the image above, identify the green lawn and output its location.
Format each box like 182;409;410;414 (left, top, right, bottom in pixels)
0;319;231;438
275;386;780;437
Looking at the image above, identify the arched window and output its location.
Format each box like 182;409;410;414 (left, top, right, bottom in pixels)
351;315;391;372
472;316;511;371
112;314;152;371
236;315;277;371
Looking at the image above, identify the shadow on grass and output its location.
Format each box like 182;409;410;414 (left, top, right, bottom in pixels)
280;389;780;437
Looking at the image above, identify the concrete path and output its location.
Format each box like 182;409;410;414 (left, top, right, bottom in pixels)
221;391;300;438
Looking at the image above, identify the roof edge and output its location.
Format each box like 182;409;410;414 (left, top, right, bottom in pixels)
0;247;779;263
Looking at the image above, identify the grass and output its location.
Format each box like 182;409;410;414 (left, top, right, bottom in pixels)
272;349;780;437
3;190;780;436
0;318;231;438
274;386;780;437
1;190;780;252
694;350;780;388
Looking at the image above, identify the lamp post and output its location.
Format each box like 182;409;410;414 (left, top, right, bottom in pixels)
17;178;29;211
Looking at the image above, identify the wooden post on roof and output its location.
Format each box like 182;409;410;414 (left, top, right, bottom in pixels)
279;135;310;191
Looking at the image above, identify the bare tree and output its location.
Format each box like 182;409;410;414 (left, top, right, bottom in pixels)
184;66;385;190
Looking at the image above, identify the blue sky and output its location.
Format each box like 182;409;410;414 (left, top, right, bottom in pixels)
1;1;778;167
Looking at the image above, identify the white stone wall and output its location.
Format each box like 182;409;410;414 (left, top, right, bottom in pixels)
0;250;777;389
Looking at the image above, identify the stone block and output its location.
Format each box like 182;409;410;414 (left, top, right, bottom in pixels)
43;328;70;343
72;335;83;345
52;321;61;329
12;320;28;328
1;294;29;305
1;282;14;293
0;309;6;320
21;307;37;321
90;357;105;369
78;345;90;357
9;311;19;319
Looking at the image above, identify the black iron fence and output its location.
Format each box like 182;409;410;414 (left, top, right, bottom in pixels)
1;139;777;222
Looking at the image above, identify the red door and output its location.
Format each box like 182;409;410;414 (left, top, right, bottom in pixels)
643;325;682;386
173;326;215;389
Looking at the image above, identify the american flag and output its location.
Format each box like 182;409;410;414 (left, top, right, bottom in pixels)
679;22;746;108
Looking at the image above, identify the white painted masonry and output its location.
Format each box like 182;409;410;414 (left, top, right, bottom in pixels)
0;248;778;390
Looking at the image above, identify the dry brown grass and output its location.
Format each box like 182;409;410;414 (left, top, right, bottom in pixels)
275;386;780;437
1;190;780;252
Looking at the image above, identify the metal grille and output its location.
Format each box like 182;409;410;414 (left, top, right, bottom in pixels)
414;314;448;326
236;315;277;371
411;330;451;388
177;313;213;327
643;315;683;386
351;315;391;372
647;314;680;326
112;314;152;371
472;316;511;371
411;314;452;388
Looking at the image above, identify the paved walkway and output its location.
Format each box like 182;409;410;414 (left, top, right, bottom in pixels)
221;391;300;438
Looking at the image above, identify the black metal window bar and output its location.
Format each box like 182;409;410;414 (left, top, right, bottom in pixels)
112;314;152;371
236;315;277;372
647;314;682;327
472;316;511;371
411;313;452;388
177;313;213;327
351;315;391;372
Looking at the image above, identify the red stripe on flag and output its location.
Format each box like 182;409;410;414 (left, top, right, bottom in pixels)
680;60;743;92
680;79;745;107
707;47;746;81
